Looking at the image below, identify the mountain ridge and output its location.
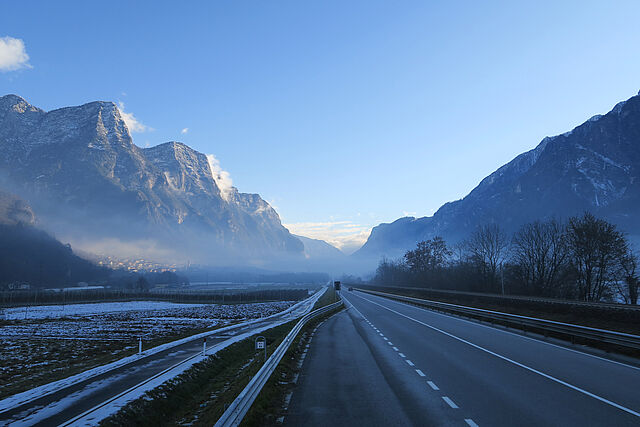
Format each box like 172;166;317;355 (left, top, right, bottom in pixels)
0;94;303;265
355;91;640;260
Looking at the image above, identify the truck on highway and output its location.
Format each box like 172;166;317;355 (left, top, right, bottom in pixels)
333;281;341;291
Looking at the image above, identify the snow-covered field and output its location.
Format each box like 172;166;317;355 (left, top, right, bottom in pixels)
0;300;296;398
2;301;208;320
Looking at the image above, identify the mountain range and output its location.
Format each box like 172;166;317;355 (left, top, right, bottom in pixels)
0;94;308;266
356;91;640;260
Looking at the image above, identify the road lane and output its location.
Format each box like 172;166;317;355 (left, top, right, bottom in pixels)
0;291;324;426
285;299;472;426
340;289;640;426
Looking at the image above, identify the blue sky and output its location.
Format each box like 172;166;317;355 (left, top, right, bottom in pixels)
2;1;640;253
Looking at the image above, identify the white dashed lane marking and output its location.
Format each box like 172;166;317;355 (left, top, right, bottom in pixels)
346;293;477;424
442;396;459;409
351;292;640;420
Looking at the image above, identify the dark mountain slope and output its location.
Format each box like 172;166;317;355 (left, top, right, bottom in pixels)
0;190;108;287
356;92;640;260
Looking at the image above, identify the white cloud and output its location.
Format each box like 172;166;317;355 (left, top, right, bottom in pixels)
117;101;152;133
284;221;372;255
0;36;31;72
181;127;189;134
206;154;234;201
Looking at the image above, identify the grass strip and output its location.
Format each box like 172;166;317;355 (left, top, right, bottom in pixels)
99;320;297;427
311;287;339;311
241;305;344;427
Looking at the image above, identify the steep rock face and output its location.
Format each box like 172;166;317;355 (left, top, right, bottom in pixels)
356;93;640;260
0;95;303;262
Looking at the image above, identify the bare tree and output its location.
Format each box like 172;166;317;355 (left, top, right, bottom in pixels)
373;257;408;286
511;219;569;296
464;224;509;292
404;237;451;286
618;250;639;304
566;213;628;302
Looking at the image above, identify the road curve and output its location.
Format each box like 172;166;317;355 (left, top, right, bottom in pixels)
285;289;640;426
0;292;322;427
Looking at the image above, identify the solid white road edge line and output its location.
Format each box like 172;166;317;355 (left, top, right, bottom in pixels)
366;290;640;373
353;293;640;419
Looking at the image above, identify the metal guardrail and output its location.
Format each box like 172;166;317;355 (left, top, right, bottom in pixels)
215;298;344;427
0;290;326;416
356;285;640;311
357;289;640;351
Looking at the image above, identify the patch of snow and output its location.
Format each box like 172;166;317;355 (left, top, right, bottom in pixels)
4;301;207;320
574;144;629;171
0;288;326;414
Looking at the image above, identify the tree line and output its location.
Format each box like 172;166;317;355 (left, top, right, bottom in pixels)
372;212;639;304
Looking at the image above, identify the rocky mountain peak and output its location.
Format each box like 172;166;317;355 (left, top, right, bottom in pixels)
0;94;304;264
0;94;39;112
144;141;220;196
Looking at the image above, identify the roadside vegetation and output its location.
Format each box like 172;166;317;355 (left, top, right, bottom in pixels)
311;286;339;311
98;286;342;426
373;212;639;305
99;320;298;427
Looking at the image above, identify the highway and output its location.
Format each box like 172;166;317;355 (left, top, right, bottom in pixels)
285;289;640;426
0;291;323;427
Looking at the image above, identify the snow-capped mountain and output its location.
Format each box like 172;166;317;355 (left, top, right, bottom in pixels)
0;95;303;264
356;92;640;260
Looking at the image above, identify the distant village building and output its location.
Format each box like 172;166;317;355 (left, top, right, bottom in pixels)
7;282;31;290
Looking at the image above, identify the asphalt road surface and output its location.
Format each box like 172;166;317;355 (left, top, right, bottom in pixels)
285;289;640;426
0;293;321;427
